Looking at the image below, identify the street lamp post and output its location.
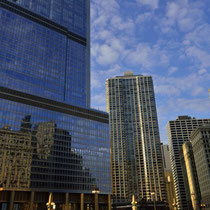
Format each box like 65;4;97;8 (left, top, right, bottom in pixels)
200;204;206;209
172;198;177;210
46;193;56;210
92;187;100;210
131;195;137;210
151;192;156;210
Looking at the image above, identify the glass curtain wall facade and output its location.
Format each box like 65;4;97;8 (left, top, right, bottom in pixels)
0;0;111;209
106;72;166;204
0;0;90;107
0;89;111;193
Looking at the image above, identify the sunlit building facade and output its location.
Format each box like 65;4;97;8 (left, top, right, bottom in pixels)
0;0;111;209
106;71;166;204
182;142;201;210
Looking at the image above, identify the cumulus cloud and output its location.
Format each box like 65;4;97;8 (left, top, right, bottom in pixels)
160;0;204;32
126;43;169;69
136;12;153;23
92;92;107;105
96;44;119;65
91;65;122;111
184;24;210;48
155;85;181;96
168;67;178;75
172;98;210;113
90;0;210;139
91;65;121;90
198;69;207;75
154;72;210;97
186;46;210;68
136;0;159;10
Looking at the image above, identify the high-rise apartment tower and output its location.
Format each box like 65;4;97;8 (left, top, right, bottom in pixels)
167;116;210;210
0;0;111;209
106;71;166;204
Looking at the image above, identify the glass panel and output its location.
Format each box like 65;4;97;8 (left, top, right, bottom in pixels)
0;99;111;193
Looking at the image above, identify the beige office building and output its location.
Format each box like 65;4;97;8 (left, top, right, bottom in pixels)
106;72;166;204
182;142;201;210
190;125;210;210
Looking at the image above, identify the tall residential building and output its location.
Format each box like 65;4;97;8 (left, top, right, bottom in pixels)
0;0;111;209
191;125;210;210
106;71;166;204
161;144;176;210
167;116;210;210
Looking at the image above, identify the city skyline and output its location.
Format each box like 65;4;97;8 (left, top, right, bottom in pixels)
90;0;210;143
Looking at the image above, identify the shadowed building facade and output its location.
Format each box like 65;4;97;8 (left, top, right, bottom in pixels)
0;0;111;209
106;72;166;205
161;144;176;210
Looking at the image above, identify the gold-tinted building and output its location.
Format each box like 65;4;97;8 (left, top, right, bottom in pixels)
182;142;201;210
165;171;176;210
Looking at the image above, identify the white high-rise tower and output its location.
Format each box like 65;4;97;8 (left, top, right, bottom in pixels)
106;71;166;204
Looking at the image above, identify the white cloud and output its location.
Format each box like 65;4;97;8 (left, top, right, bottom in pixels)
96;44;119;65
172;98;210;113
186;46;210;68
161;0;204;32
126;43;169;69
136;0;159;10
154;72;210;97
91;70;103;89
90;0;210;139
92;92;107;105
136;12;153;23
91;65;121;90
155;85;181;96
91;65;123;111
198;69;207;75
168;67;178;75
184;24;210;48
110;16;135;32
166;2;179;19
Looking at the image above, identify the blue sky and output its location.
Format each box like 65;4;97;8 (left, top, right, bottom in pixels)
90;0;210;143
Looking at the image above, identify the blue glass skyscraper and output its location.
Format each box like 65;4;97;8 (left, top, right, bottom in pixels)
0;0;111;209
0;0;90;107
